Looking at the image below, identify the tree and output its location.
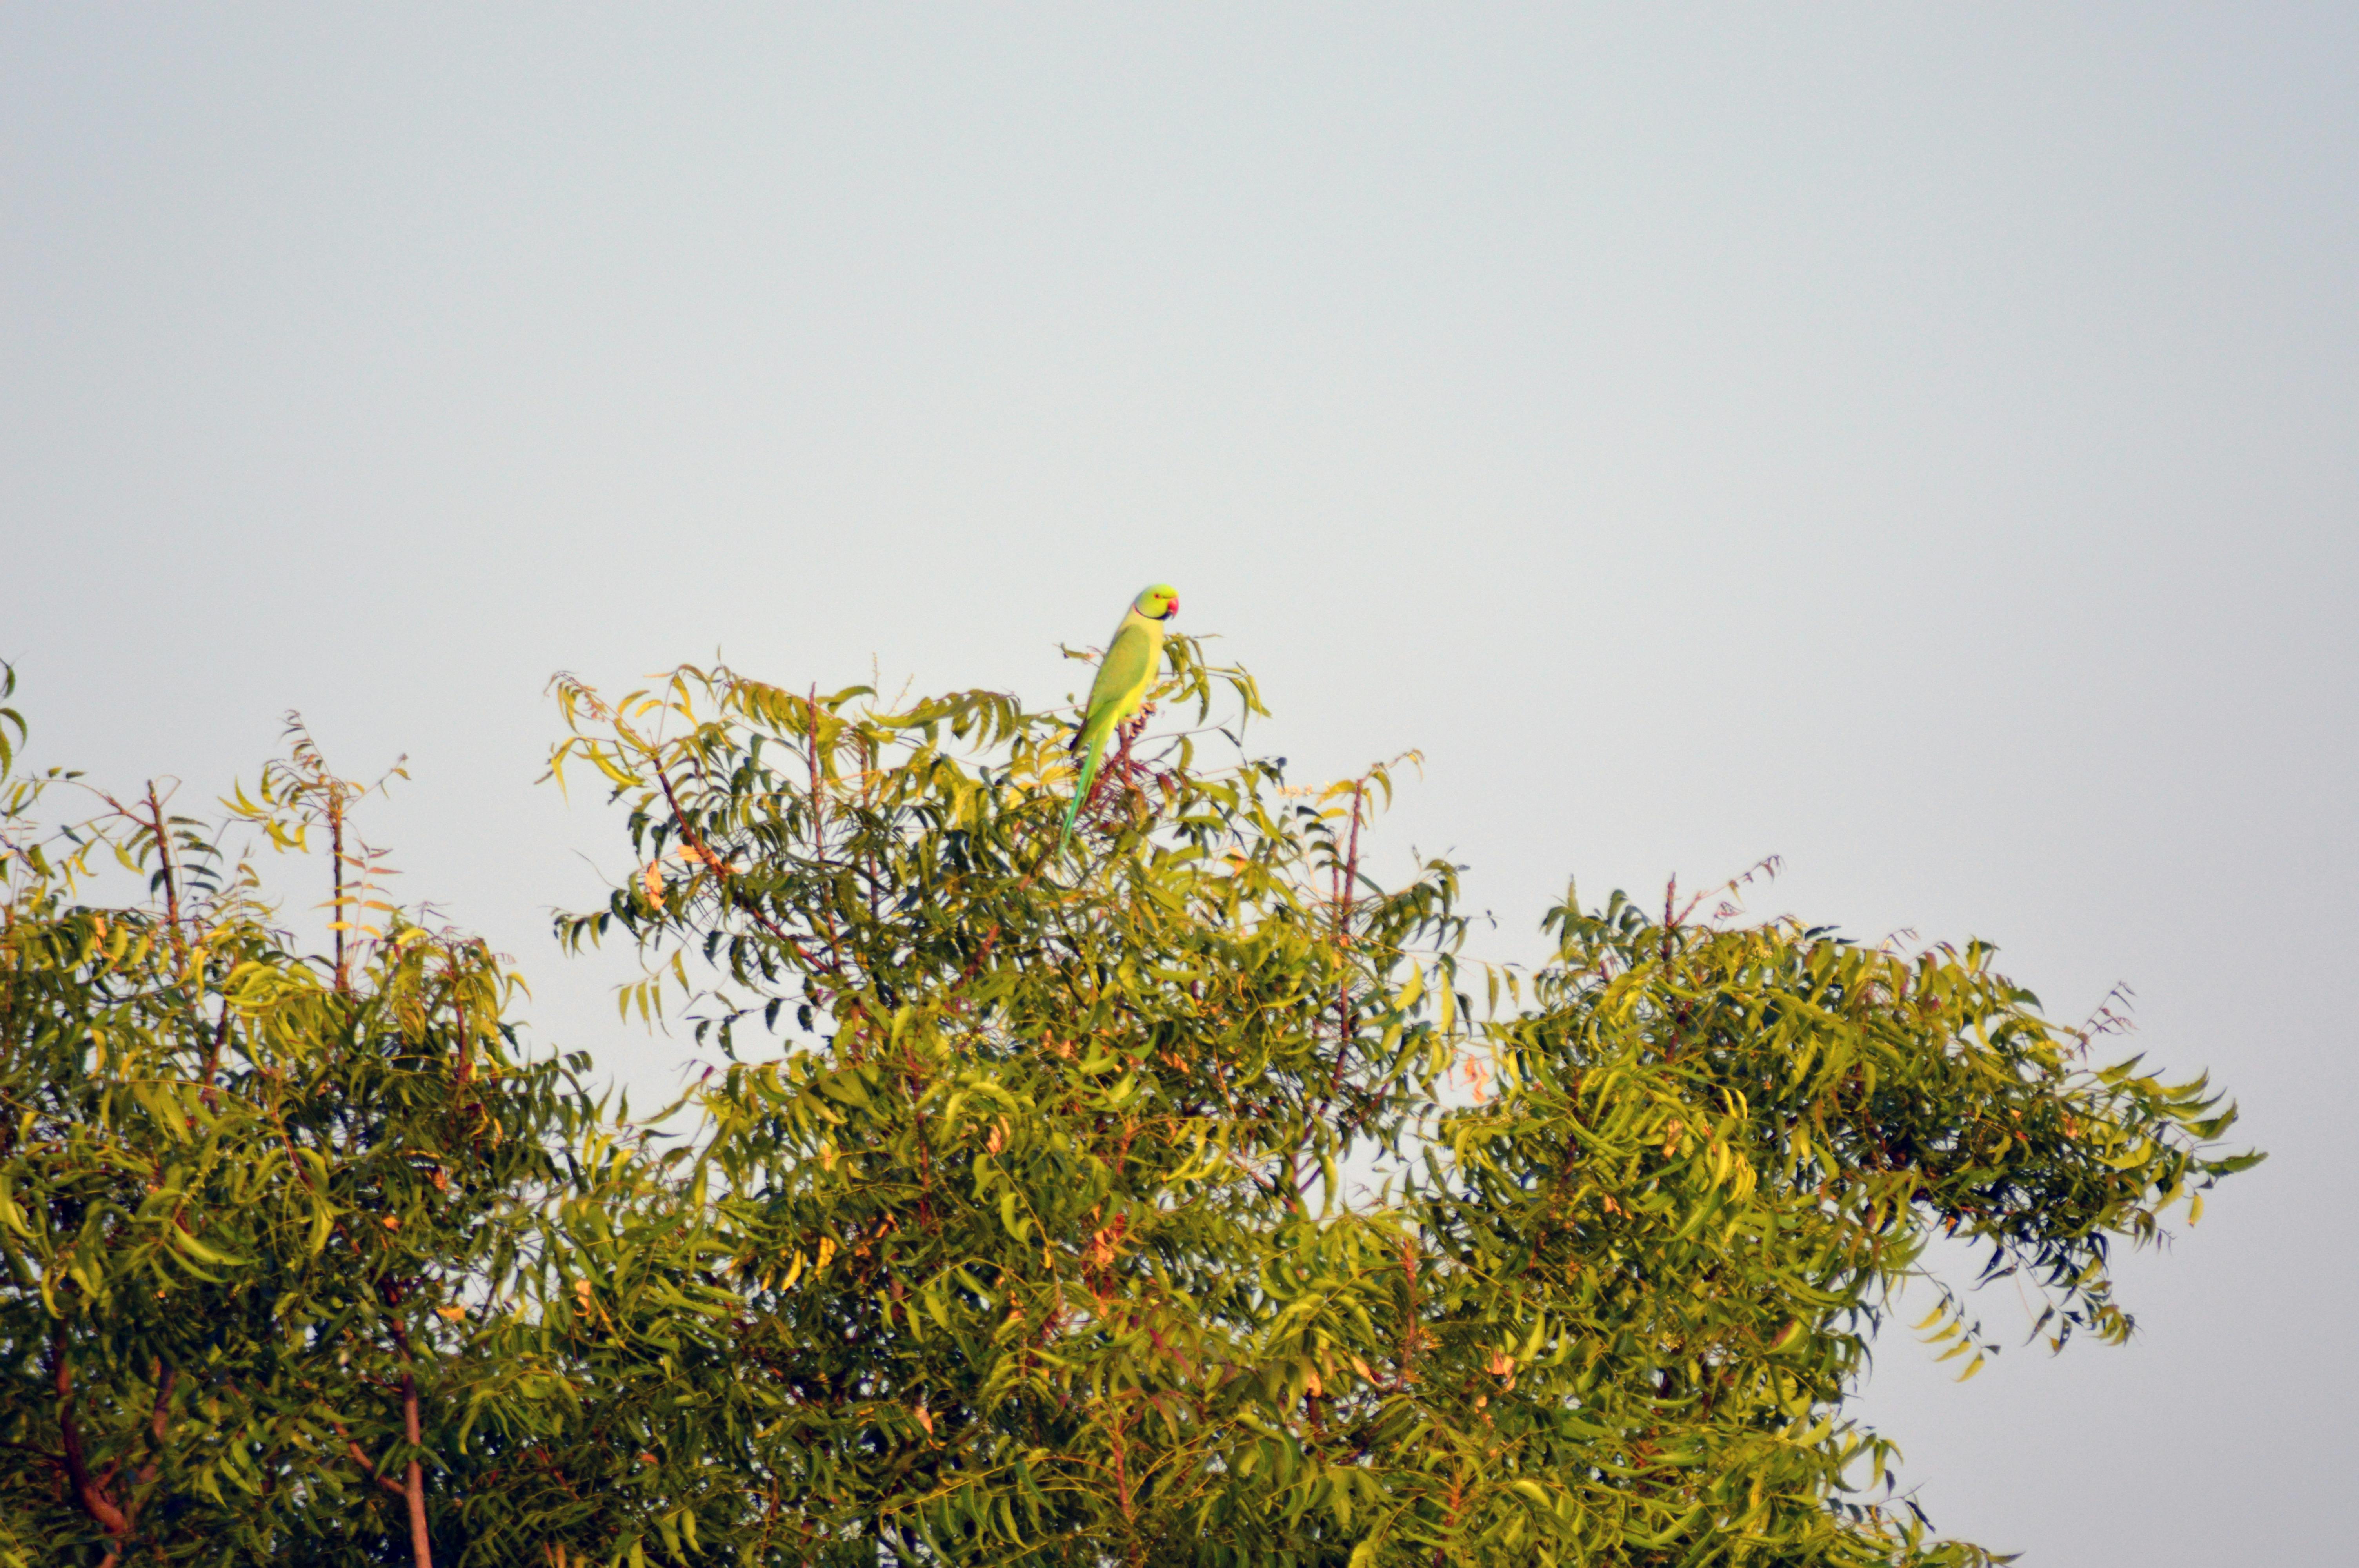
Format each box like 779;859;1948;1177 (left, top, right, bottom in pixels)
0;693;598;1566
539;644;2255;1566
0;642;2257;1567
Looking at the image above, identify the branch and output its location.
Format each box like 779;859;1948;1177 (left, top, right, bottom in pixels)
649;751;831;976
50;1338;130;1541
107;1363;179;1547
402;1370;433;1568
331;1417;410;1500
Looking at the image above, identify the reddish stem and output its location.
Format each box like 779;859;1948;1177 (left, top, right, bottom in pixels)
51;1338;130;1544
402;1371;432;1568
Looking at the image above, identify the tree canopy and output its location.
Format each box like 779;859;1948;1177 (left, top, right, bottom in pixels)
0;648;2257;1566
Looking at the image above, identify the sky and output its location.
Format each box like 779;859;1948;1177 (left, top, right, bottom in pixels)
4;6;2354;1561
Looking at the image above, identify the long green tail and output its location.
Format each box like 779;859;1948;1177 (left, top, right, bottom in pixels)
1058;730;1109;852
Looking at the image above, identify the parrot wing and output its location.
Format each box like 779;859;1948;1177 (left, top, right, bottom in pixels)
1078;617;1159;746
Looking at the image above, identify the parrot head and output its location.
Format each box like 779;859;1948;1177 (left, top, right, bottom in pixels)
1134;584;1180;620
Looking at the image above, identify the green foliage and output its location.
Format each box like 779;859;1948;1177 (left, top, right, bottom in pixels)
0;711;598;1565
0;646;2256;1567
1399;895;2254;1564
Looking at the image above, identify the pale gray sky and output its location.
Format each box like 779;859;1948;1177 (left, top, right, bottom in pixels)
5;7;2352;1562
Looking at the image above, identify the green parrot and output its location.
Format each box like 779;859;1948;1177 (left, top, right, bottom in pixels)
1058;583;1180;851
